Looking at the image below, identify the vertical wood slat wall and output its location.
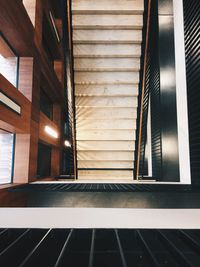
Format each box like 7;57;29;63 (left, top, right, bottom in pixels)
0;0;69;183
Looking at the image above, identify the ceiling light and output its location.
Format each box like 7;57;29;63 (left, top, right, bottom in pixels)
64;140;71;147
44;126;58;138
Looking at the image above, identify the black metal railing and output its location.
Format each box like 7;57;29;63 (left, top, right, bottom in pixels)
135;0;162;180
0;228;200;266
61;0;76;178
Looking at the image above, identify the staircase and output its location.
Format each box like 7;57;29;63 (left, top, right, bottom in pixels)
72;0;144;180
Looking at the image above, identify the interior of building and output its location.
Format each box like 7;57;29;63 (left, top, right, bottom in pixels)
0;0;200;266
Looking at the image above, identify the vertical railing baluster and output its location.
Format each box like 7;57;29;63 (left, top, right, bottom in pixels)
54;229;74;267
89;229;95;267
115;230;127;267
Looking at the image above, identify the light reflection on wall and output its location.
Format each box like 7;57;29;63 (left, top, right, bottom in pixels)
160;67;176;91
162;134;179;161
0;130;14;184
0;36;18;87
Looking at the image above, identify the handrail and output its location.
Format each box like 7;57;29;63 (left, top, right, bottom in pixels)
136;0;152;179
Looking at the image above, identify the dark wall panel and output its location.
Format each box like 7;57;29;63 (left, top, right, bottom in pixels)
183;0;200;184
158;5;179;181
137;0;180;181
150;0;162;179
37;143;51;177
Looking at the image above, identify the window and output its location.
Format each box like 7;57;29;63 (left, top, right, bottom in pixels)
0;129;15;184
0;34;19;87
40;88;53;120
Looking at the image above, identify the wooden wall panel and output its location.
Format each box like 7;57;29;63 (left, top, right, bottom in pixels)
31;57;41;122
28;120;39;182
39;112;60;147
51;147;61;176
23;0;37;26
18;57;34;102
0;74;31;133
0;188;27;207
14;134;31;183
0;0;36;56
0;0;66;185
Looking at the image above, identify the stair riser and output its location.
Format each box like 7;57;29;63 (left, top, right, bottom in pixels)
74;44;141;57
78;161;134;169
76;130;136;141
77;151;135;161
72;0;144;14
72;14;143;29
76;107;137;119
76;119;136;130
77;141;135;151
73;30;142;43
72;0;143;180
74;58;140;71
76;96;138;108
74;72;139;84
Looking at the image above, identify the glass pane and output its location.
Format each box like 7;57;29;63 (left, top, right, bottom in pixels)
0;35;18;87
0;129;14;184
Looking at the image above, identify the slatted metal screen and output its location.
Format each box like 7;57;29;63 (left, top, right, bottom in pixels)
136;0;162;179
10;183;200;193
0;229;200;266
183;0;200;185
61;0;75;177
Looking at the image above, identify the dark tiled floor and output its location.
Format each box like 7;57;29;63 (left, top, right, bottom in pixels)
0;228;200;267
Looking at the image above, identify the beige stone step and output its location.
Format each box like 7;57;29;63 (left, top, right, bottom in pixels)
78;175;133;180
77;160;134;169
78;170;133;179
72;0;144;15
76;129;136;141
72;14;143;30
77;140;135;151
75;84;138;97
74;58;140;71
74;71;139;84
73;44;141;57
76;107;137;119
77;151;135;161
73;29;142;44
76;119;136;130
75;96;138;108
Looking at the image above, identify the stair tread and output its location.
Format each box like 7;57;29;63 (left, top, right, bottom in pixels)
73;25;143;30
72;0;142;177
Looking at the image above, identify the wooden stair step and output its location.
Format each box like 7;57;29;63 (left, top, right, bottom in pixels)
74;57;140;70
75;96;138;108
73;44;141;57
72;0;144;15
76;130;136;141
72;14;143;29
74;71;140;84
77;140;135;151
77;151;135;161
76;119;136;130
78;170;133;178
72;0;142;178
76;107;137;119
73;29;142;44
75;84;138;97
78;160;134;169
